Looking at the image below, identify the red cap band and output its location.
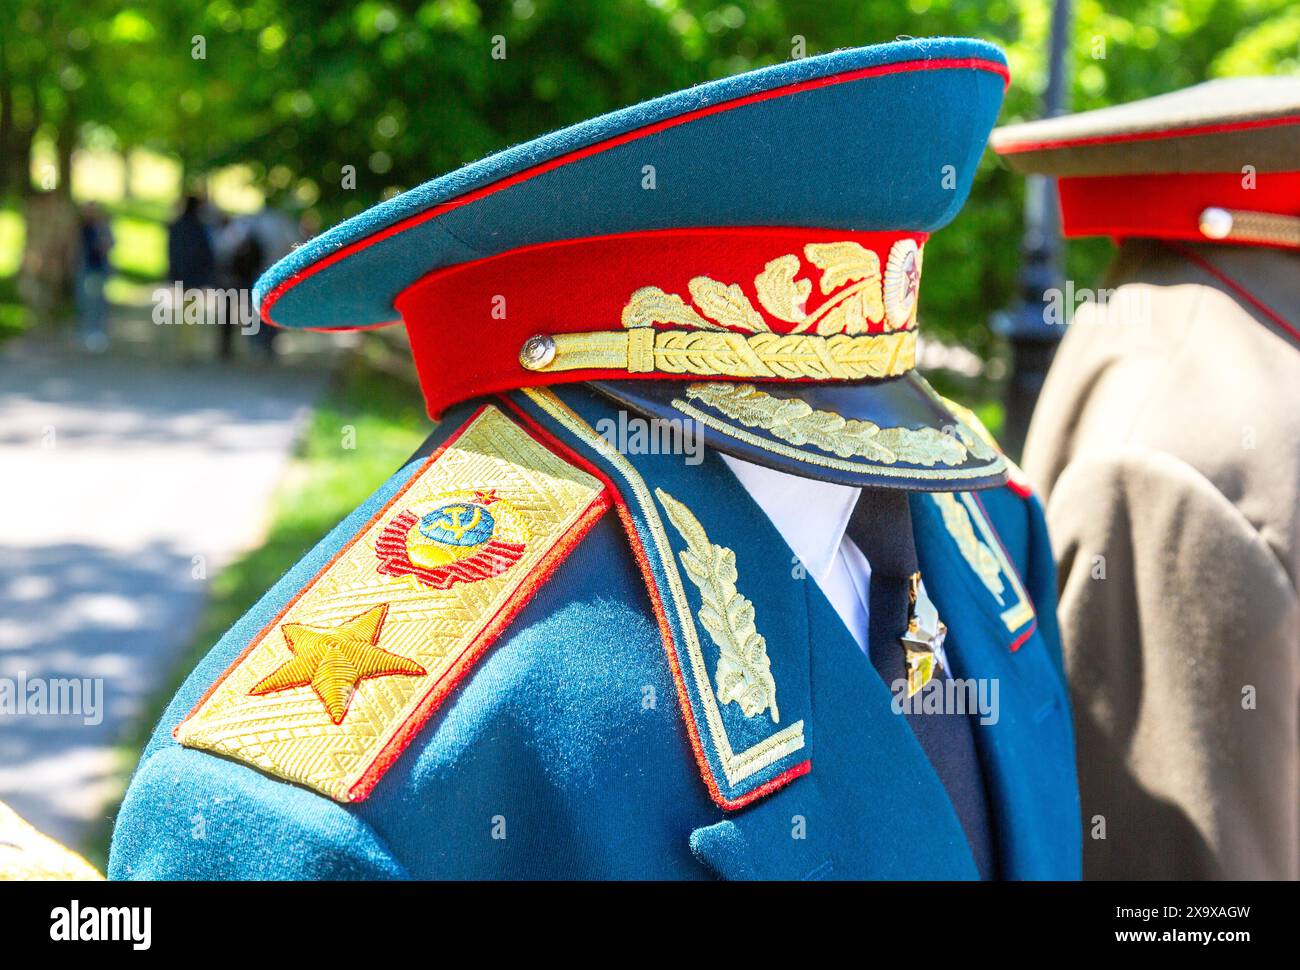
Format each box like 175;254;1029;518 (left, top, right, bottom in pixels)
396;227;927;418
1057;171;1300;247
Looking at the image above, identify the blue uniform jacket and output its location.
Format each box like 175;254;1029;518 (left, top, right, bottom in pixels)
109;384;1081;880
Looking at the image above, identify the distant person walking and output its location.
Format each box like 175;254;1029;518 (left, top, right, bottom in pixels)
75;202;114;353
245;206;301;360
167;194;216;293
211;212;263;361
167;195;217;357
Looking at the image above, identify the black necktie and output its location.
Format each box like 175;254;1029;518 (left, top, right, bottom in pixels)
846;488;998;879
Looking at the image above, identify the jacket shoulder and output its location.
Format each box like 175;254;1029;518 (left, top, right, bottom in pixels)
1049;445;1298;596
165;403;611;804
111;484;696;878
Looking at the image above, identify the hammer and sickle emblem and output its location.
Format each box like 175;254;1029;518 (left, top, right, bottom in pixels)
435;504;483;542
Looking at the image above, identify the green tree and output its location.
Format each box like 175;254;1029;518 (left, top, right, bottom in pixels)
3;0;1298;348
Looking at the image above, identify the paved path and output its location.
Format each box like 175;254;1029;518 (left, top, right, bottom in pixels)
0;321;337;846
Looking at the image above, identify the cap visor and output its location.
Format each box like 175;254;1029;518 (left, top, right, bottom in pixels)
592;375;1007;491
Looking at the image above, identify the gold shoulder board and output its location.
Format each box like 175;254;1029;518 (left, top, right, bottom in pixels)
175;404;609;802
0;801;103;880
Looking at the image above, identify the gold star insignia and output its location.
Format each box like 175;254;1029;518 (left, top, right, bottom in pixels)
249;604;425;723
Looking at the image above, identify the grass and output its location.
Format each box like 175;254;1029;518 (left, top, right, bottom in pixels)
0;208;24;277
0;275;29;341
84;354;431;869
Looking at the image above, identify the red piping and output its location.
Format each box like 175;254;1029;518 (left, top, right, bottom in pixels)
261;56;1010;329
1168;241;1300;346
997;112;1300;155
1008;621;1038;654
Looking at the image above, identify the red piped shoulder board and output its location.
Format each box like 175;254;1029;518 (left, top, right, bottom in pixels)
174;404;609;802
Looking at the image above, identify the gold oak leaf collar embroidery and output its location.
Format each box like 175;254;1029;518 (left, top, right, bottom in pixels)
655;487;780;723
249;603;426;724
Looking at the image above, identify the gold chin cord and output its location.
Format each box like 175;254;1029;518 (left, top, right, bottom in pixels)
518;327;917;380
1199;207;1300;249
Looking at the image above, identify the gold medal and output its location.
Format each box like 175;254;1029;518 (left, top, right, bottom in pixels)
900;572;948;697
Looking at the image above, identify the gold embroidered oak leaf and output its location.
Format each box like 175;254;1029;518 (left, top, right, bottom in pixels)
805;241;881;294
754;254;811;325
622;286;722;331
801;242;885;335
656;488;779;723
935;394;1001;462
685;383;970;467
687;277;770;333
750;243;886;337
931;493;1006;603
249;603;426;724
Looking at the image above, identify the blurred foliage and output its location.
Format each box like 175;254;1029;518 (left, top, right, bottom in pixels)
0;208;23;276
106;212;168;280
0;208;28;335
3;0;1299;353
0;274;27;339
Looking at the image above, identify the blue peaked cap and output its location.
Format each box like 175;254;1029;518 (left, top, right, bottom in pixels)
254;37;1009;331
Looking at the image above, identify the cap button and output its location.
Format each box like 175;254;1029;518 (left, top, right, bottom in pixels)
1198;207;1234;240
519;334;557;371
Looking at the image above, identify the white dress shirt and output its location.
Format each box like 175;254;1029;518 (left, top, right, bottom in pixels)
720;454;872;655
